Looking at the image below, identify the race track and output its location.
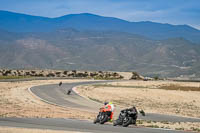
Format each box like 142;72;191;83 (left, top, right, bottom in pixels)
0;117;187;133
1;80;199;133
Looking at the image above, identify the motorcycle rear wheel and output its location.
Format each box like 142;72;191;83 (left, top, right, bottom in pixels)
122;117;133;127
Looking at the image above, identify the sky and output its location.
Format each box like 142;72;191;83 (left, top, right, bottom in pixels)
0;0;200;29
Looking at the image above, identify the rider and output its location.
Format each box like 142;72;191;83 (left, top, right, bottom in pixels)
121;106;138;123
104;102;115;121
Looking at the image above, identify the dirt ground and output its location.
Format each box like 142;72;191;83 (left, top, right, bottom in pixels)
136;121;200;132
0;79;95;120
115;72;132;79
0;126;88;133
76;80;200;118
76;80;200;131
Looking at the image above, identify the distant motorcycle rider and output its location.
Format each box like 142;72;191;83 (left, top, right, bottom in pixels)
58;81;62;86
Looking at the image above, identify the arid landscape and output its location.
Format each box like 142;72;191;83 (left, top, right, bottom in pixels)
1;1;200;132
0;79;95;119
77;80;200;117
76;80;200;131
0;78;200;132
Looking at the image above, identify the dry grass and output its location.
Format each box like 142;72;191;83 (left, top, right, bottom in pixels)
159;84;200;91
76;80;200;118
136;120;200;132
0;126;89;133
0;79;95;120
0;76;32;79
93;83;200;91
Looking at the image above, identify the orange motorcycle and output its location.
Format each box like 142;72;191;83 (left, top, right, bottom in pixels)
93;106;112;124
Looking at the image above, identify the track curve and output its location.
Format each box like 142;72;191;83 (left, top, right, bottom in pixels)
1;80;199;133
30;81;200;122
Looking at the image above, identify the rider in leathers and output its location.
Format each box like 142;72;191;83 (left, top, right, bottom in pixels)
104;102;115;121
120;106;138;124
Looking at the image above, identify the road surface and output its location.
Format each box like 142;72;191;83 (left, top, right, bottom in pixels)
0;117;187;133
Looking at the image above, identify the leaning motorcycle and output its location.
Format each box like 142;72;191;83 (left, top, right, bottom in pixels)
113;110;137;127
93;107;111;124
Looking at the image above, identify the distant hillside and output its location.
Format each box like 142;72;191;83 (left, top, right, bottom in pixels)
0;10;200;43
0;29;200;78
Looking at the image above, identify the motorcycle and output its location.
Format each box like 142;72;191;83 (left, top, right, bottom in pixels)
113;109;137;127
58;81;62;86
93;107;111;124
67;89;71;95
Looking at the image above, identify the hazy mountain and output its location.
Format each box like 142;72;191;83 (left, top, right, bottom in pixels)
0;10;200;43
0;29;200;78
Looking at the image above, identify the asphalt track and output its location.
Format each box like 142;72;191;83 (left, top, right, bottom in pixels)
0;117;187;133
1;80;200;133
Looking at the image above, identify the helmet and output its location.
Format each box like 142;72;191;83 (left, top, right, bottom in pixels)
109;102;113;104
104;102;108;105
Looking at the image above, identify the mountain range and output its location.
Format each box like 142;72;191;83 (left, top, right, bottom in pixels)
0;10;200;78
1;10;200;43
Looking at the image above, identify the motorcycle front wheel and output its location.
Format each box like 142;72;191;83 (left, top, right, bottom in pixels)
99;113;108;124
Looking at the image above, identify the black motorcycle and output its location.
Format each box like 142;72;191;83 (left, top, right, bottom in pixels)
67;89;71;95
93;107;111;124
113;109;137;127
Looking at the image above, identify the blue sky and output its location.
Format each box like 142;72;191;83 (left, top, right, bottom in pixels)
0;0;200;29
